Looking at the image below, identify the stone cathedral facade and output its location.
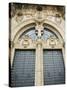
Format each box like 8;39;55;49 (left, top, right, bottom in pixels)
9;3;65;87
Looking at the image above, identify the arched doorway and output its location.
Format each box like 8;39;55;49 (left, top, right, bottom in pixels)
10;25;65;87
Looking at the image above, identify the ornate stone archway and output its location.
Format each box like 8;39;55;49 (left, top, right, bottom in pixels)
9;3;65;87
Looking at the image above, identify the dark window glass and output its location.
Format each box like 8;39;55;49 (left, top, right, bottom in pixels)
11;50;35;87
43;49;65;85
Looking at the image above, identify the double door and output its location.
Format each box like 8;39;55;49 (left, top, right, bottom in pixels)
11;49;65;87
43;50;65;85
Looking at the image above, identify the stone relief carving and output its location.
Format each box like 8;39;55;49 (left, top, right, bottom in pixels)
34;11;44;23
55;13;62;24
35;24;44;37
11;4;64;31
21;35;30;48
10;4;64;19
47;35;59;48
22;39;29;48
14;35;31;48
10;4;64;49
15;10;23;22
14;33;62;49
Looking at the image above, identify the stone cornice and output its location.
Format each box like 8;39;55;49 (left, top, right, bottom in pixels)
9;3;65;19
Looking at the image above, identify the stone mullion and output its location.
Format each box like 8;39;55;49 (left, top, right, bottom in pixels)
35;42;44;86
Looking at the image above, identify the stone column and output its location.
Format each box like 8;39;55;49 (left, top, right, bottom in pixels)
11;48;15;67
35;38;44;86
10;41;15;67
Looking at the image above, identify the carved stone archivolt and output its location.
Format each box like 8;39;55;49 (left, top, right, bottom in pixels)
10;4;64;49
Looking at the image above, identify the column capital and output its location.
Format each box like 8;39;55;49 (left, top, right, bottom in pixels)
36;38;43;47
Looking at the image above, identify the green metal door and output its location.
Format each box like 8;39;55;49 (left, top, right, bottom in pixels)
11;50;35;87
43;49;65;85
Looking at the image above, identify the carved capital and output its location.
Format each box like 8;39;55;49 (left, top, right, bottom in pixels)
36;38;43;47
